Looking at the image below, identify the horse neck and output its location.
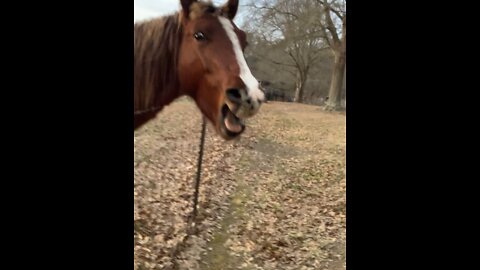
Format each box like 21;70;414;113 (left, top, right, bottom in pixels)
134;14;183;114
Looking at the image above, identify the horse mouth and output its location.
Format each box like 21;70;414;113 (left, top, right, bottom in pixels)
220;104;245;139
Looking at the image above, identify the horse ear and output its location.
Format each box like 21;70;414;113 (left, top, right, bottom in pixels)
221;0;239;20
180;0;198;19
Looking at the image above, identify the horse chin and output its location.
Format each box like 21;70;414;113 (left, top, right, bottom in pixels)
218;104;245;140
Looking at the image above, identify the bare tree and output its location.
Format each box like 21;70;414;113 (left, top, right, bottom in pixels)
316;0;346;110
244;0;329;103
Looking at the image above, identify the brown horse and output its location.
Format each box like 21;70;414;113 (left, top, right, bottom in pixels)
134;0;265;140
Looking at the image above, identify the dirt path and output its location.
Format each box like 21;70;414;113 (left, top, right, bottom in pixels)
134;98;346;270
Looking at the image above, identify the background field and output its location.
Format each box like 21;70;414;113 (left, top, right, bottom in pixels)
134;98;346;270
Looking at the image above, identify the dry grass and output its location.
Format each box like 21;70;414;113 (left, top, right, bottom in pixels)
134;98;346;270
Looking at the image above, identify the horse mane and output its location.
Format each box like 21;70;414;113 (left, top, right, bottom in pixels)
134;13;183;113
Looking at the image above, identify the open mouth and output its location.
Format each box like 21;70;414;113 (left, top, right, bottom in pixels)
220;104;245;139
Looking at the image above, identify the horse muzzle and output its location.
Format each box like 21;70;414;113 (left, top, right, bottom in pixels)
225;88;263;118
217;87;264;140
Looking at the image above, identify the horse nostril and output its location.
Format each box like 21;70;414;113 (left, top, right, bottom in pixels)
226;88;242;103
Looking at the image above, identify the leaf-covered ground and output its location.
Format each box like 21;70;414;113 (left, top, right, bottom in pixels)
134;98;346;270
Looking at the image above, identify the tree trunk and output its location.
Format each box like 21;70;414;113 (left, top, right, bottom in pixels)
325;52;346;111
294;71;307;103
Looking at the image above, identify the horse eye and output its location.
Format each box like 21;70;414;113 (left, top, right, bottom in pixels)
194;32;206;41
206;6;216;13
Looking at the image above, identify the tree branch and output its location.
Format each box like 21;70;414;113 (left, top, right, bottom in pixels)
330;8;344;20
322;2;340;49
319;24;332;47
245;3;299;19
257;54;297;68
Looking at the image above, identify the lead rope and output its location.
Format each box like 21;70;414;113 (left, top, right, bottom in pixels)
189;117;207;233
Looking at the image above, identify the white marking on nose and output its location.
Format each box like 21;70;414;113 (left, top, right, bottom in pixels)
218;17;265;102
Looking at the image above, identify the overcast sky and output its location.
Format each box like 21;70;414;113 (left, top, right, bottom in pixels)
134;0;246;25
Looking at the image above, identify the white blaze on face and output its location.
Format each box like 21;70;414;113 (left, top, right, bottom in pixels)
218;17;265;102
